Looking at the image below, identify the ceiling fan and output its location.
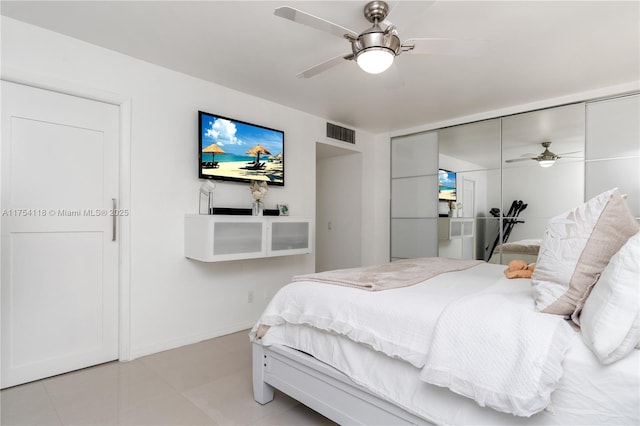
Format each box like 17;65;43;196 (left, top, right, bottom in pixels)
505;142;582;168
274;1;488;78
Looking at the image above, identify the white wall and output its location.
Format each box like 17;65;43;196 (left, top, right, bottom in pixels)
0;17;385;358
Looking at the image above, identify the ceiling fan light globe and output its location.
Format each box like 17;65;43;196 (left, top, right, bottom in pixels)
538;160;556;168
356;48;394;74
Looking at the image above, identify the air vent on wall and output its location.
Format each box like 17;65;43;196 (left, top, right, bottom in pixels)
326;122;355;144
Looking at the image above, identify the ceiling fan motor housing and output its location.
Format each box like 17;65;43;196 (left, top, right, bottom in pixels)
353;1;400;59
351;25;401;58
363;1;390;23
537;141;558;161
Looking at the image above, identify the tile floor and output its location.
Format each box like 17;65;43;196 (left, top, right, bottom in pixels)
0;330;336;425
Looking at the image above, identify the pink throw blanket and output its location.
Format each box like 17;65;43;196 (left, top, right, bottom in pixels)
293;257;483;291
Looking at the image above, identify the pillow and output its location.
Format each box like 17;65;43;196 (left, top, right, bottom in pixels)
532;188;639;320
580;232;640;364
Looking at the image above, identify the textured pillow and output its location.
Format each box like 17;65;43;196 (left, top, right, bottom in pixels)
580;232;639;364
532;188;639;319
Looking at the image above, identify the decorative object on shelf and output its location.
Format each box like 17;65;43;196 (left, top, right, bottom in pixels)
456;202;464;217
199;181;216;214
252;202;263;216
448;200;456;217
250;181;268;216
278;204;290;216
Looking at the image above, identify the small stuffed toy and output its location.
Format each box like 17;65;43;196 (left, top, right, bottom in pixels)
504;259;536;279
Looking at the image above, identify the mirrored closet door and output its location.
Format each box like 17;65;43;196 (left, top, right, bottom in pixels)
390;132;439;261
437;119;500;262
586;94;640;218
390;93;638;265
497;103;585;264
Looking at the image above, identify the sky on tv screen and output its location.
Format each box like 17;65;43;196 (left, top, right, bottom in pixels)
201;114;283;162
439;169;456;189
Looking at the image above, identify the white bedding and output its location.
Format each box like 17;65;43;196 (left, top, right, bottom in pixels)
420;292;574;416
253;262;508;368
488;238;541;264
252;262;640;424
260;322;639;425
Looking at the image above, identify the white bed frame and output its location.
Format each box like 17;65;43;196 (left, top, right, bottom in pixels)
252;342;431;425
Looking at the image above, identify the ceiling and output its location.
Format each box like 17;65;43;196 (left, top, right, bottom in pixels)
1;1;638;134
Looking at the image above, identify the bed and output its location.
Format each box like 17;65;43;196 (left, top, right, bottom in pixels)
488;238;541;264
250;189;639;425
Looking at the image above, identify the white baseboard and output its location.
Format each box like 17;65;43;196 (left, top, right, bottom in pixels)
127;320;256;360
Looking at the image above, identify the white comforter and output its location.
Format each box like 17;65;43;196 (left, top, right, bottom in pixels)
251;263;577;416
420;292;574;416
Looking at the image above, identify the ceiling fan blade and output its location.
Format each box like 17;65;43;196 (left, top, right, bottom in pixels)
402;38;489;56
297;53;354;79
557;151;582;156
505;157;536;163
274;6;358;39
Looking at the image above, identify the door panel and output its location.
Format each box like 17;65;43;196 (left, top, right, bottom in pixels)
1;81;119;388
9;117;105;209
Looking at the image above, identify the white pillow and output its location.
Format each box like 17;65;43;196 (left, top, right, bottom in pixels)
580;232;640;364
532;188;639;320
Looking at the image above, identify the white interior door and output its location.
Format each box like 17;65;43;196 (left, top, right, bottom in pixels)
1;81;120;388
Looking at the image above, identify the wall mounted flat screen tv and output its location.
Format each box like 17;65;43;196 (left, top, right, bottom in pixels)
199;111;284;186
438;169;457;201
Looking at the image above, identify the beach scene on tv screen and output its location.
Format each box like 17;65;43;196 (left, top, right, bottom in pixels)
200;113;284;185
438;169;456;201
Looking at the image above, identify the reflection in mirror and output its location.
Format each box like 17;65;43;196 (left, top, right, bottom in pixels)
498;103;585;264
437;119;501;261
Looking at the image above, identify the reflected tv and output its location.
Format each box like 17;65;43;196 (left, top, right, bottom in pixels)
199;111;284;186
438;169;457;201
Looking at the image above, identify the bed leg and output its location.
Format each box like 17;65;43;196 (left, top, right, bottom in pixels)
252;342;274;404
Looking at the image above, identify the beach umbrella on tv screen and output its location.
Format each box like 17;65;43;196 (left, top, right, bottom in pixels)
246;144;271;163
202;143;225;162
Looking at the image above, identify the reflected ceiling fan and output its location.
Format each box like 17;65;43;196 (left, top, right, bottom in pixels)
505;142;582;168
274;1;488;78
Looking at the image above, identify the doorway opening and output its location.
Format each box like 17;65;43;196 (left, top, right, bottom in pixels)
315;142;362;272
